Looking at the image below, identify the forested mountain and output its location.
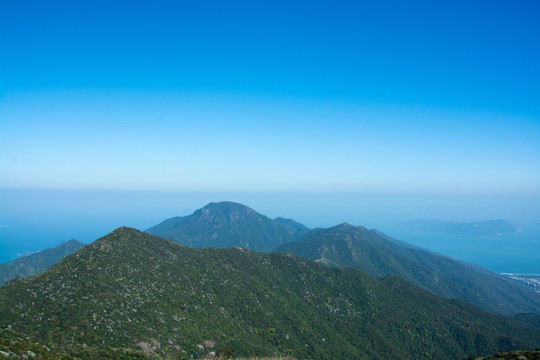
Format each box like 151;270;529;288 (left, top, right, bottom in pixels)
274;223;540;315
1;227;539;360
146;202;308;252
273;217;310;233
0;239;86;286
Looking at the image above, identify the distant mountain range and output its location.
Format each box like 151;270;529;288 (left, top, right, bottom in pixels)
0;239;86;286
146;201;540;315
400;219;519;237
274;223;540;315
3;202;538;318
1;227;538;360
146;201;309;252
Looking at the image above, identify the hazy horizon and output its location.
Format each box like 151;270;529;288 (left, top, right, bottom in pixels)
1;189;539;273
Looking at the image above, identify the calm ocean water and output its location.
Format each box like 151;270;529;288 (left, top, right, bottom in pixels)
385;225;540;275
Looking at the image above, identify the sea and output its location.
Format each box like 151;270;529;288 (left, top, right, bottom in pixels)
385;225;540;275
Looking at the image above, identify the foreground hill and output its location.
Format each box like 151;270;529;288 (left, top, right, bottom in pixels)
274;223;540;315
146;202;308;252
1;227;539;360
0;239;86;286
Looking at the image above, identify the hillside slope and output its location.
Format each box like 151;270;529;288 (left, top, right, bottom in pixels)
0;239;86;286
0;227;539;359
274;223;540;315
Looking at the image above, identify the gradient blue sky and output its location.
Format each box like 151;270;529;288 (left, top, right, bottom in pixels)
1;0;539;194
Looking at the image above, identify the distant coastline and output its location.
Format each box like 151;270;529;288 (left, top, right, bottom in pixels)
400;219;519;237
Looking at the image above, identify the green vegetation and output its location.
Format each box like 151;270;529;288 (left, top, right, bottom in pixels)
146;202;308;252
0;326;156;359
513;313;540;329
273;218;309;233
0;326;297;359
274;223;540;315
0;240;86;286
148;202;539;316
0;227;539;359
146;202;540;316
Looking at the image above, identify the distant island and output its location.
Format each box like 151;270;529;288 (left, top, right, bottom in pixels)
401;219;519;237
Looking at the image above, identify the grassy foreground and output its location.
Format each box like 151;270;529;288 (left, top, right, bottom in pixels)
1;326;295;360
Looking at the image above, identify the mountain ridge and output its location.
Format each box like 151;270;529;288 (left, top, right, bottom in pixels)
274;223;540;315
3;202;537;318
0;239;87;286
1;227;539;359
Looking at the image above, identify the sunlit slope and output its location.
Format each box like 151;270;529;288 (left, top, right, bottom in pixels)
275;223;540;315
1;227;539;359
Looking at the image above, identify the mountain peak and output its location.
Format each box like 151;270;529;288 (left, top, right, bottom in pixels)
146;202;308;252
198;201;256;216
203;201;251;209
92;227;153;249
326;222;367;233
108;226;142;238
191;202;259;227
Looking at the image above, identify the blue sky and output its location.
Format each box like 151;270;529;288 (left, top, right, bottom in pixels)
1;0;539;195
0;1;539;270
